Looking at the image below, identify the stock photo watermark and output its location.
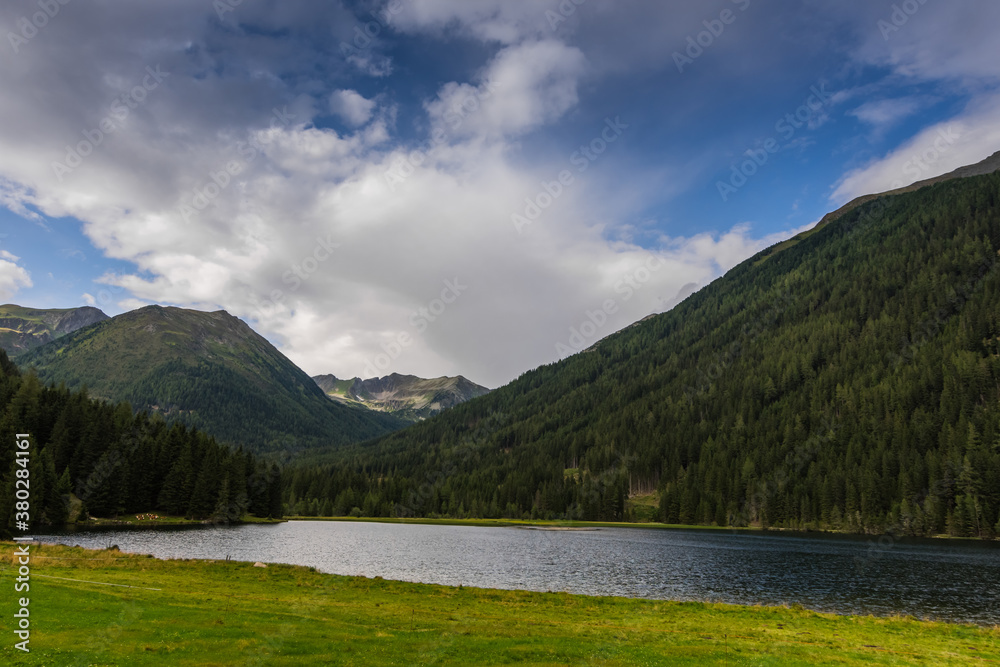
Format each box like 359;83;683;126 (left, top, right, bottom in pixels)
6;0;71;54
717;82;834;202
886;126;961;188
878;0;932;40
51;65;170;182
545;0;587;31
673;0;751;74
512;116;629;233
176;106;295;222
384;80;501;192
362;277;468;378
555;255;664;357
248;234;341;321
337;0;412;62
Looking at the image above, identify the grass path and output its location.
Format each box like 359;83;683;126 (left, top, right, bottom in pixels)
2;542;997;665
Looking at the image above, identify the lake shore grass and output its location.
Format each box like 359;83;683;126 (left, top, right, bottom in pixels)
66;513;286;529
3;541;997;665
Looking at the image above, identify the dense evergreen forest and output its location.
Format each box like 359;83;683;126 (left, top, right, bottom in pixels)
283;173;1000;538
0;349;281;538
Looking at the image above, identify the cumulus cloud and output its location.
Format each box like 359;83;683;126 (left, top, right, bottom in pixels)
0;251;32;301
330;89;376;126
0;0;812;387
425;40;586;139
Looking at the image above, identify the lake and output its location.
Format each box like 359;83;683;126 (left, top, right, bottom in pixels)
35;520;1000;625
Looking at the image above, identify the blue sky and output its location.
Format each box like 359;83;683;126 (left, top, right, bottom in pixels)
1;0;998;387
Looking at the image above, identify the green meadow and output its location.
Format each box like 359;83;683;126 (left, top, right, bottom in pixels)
2;542;997;665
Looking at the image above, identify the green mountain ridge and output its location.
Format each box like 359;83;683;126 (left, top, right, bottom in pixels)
18;305;405;453
285;169;1000;538
0;304;108;356
313;373;491;422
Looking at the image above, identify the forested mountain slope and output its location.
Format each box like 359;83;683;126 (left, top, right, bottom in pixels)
0;349;281;536
286;172;1000;538
18;306;404;453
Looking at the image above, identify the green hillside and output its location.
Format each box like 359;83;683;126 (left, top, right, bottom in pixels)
0;304;108;356
0;348;281;535
18;306;404;453
286;172;1000;538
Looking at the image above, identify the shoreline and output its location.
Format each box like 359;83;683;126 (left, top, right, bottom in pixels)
282;515;991;542
4;541;997;664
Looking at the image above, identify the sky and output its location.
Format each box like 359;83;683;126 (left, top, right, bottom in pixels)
1;0;998;389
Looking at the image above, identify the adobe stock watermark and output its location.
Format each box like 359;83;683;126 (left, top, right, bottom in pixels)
683;287;795;403
362;277;468;378
177;106;295;222
545;0;587;31
888;255;995;369
512;116;629;234
555;255;664;357
51;66;170;182
717;82;834;202
81;270;126;311
673;0;751;74
384;80;501;192
7;0;71;54
338;0;412;62
885;126;961;189
395;412;505;518
878;0;932;41
248;235;341;320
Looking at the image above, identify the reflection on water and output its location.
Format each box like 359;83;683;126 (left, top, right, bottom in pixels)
36;521;1000;625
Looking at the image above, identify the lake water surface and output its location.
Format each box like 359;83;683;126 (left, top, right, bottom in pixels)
36;521;1000;625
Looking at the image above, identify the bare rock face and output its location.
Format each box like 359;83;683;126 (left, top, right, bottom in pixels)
313;372;490;421
0;305;109;356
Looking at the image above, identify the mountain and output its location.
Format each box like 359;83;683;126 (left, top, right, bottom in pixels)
752;149;1000;266
0;348;282;531
313;373;490;421
285;167;1000;538
0;304;108;356
18;305;405;453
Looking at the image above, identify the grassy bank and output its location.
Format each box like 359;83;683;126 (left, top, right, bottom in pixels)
2;542;997;665
68;514;285;529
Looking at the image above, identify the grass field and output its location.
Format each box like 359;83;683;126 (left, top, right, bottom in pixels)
1;542;997;665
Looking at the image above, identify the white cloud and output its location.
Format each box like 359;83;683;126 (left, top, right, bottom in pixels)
849;97;925;129
832;94;1000;204
329;89;376;127
428;40;587;140
392;0;553;44
0;0;810;387
826;2;1000;204
0;253;32;301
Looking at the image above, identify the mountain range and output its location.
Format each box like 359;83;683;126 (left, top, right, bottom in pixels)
313;373;490;422
17;305;406;453
0;304;108;356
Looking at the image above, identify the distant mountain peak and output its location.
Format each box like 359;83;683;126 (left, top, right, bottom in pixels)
17;305;404;452
0;304;109;356
313;372;489;421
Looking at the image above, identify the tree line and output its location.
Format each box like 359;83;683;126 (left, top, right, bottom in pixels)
282;174;1000;539
0;349;281;538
